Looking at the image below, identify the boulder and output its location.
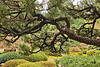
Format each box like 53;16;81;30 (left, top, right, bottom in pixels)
80;43;88;49
69;46;82;52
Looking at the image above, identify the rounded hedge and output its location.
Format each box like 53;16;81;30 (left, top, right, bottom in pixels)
86;50;96;56
2;59;29;67
0;52;23;63
24;51;47;62
16;62;41;67
95;50;100;55
16;61;55;67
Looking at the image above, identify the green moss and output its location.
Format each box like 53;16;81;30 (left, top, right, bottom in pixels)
16;62;41;67
16;61;55;67
24;51;47;62
78;52;83;55
2;59;29;67
0;52;23;63
86;50;96;56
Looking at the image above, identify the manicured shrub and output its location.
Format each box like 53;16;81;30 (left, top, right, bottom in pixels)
24;51;47;62
55;55;100;67
0;52;23;63
16;61;55;67
86;50;96;56
16;62;41;67
95;50;100;55
2;59;29;67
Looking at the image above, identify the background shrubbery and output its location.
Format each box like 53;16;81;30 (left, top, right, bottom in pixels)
0;52;23;63
55;55;100;67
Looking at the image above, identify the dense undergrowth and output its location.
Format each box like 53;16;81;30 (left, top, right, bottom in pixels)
55;55;100;67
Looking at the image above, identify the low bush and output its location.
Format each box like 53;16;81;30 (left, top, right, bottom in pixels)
0;52;23;63
2;59;29;67
16;61;56;67
24;51;47;62
95;50;100;55
55;55;100;67
86;50;96;56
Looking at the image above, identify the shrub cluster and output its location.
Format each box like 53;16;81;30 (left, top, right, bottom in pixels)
0;51;47;64
55;55;100;67
2;59;29;67
24;51;47;62
0;52;23;63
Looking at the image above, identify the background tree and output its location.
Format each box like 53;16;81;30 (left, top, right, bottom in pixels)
0;0;100;53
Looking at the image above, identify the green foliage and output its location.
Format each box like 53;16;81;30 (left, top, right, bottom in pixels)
86;50;96;56
0;52;23;63
16;62;41;67
44;51;61;56
16;61;55;67
78;52;83;55
2;59;29;67
82;49;87;54
24;51;47;62
18;44;31;55
88;45;100;50
65;39;80;47
54;59;60;67
55;55;100;67
20;0;37;15
95;50;100;55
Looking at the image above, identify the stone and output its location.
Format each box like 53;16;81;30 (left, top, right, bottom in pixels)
80;43;88;49
69;46;82;52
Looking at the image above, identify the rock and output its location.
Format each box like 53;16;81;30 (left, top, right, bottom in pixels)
0;63;4;66
69;46;82;52
80;43;88;49
4;47;16;52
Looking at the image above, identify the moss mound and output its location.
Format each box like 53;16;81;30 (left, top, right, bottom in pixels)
16;61;55;67
86;50;96;55
2;59;29;67
95;50;100;55
24;51;47;62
